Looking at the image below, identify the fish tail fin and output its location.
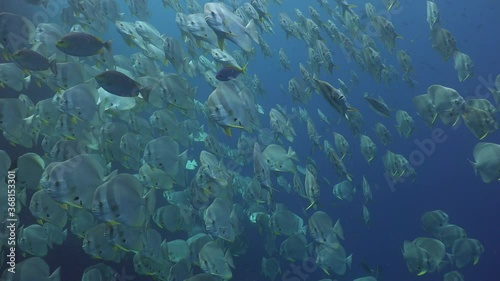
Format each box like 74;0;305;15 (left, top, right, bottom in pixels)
62;229;68;242
287;146;299;161
23;75;31;90
394;125;402;137
104;40;112;53
467;158;477;176
446;253;454;267
217;35;225;51
346;253;353;270
300;225;307;235
246;19;260;44
49;60;57;75
241;62;249;74
48;267;61;281
144;187;156;216
225;250;235;269
139;87;151;102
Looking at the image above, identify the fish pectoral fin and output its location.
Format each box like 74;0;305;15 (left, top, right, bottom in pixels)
305;201;316;211
228;124;245;129
479;132;489;140
114;244;130;252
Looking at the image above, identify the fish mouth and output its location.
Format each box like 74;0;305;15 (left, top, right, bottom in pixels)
44;187;55;194
209;112;225;121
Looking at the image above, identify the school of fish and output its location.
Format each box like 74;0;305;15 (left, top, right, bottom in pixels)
0;0;497;281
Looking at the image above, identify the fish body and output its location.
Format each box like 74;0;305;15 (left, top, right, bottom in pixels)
56;32;111;57
215;64;247;81
204;2;259;52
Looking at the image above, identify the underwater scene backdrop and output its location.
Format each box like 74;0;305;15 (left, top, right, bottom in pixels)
0;0;500;281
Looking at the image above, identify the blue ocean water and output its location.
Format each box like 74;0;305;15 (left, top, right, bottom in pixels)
1;0;500;280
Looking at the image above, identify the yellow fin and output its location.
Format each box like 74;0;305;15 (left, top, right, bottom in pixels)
114;244;130;252
228;124;245;129
305;200;316;211
479;132;489;140
321;267;330;276
71;115;80;124
224;127;232;137
241;62;249;74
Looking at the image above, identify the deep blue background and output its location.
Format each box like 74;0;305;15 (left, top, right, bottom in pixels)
1;0;499;280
